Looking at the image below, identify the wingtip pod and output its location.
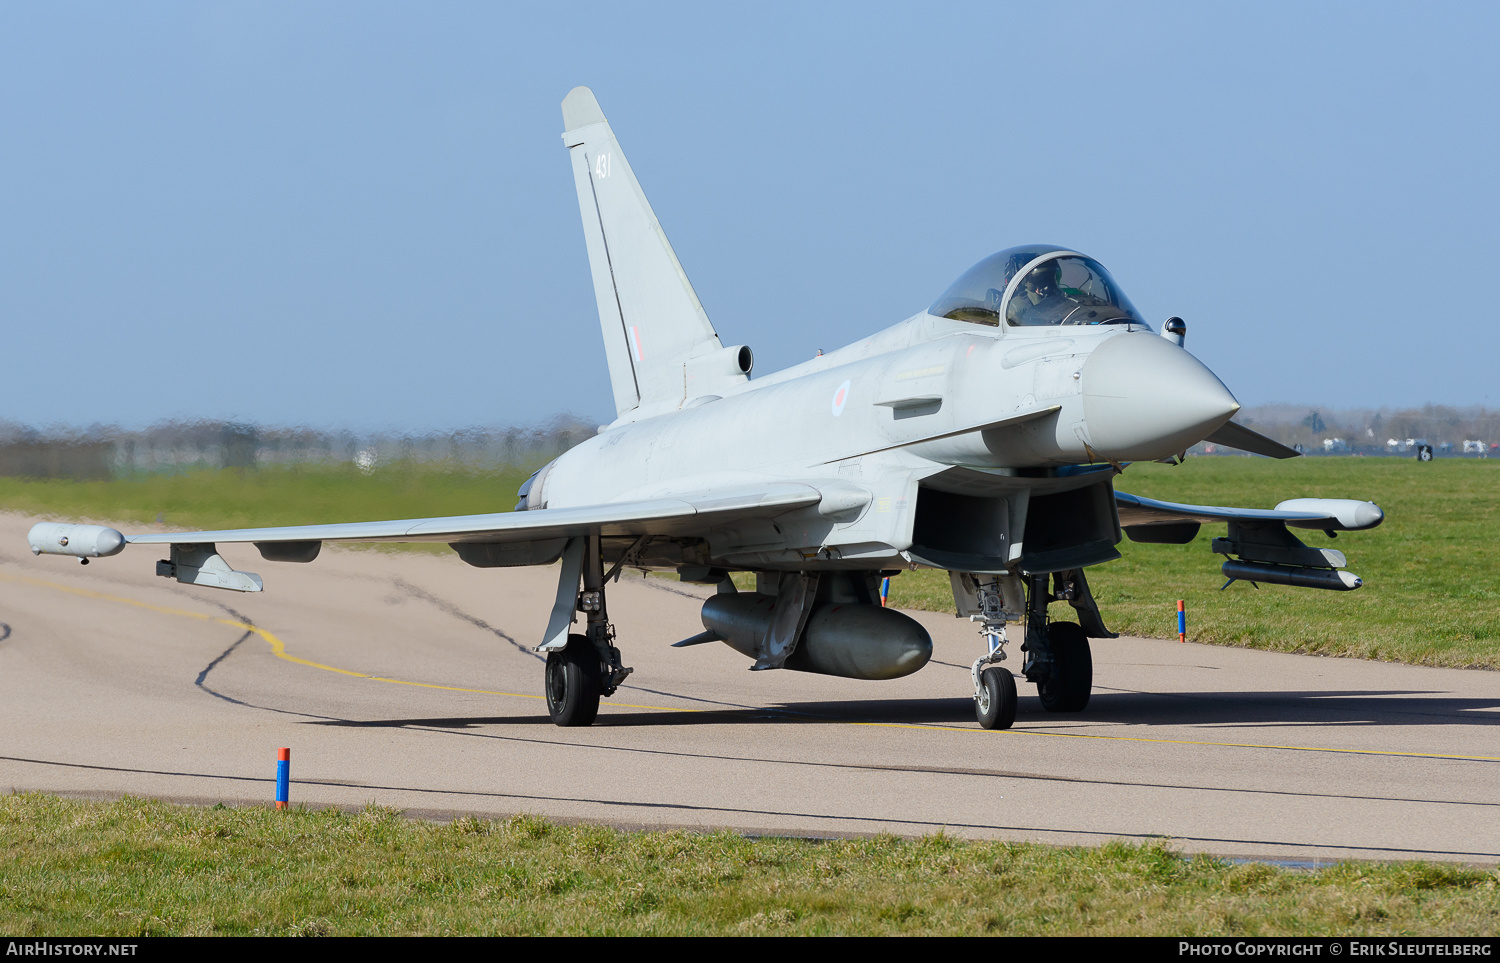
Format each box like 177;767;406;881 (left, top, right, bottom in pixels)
561;86;606;132
1274;498;1384;531
27;522;125;559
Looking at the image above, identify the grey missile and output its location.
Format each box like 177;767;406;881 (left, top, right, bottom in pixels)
1221;559;1363;591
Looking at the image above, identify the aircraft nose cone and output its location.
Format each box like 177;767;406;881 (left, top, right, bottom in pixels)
1080;333;1239;460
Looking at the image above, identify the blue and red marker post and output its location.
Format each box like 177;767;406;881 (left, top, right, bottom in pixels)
880;577;891;607
275;747;290;810
1177;600;1186;643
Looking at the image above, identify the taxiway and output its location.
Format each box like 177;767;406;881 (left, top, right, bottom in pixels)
2;514;1495;864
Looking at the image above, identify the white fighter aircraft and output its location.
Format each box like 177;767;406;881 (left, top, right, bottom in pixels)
28;88;1384;730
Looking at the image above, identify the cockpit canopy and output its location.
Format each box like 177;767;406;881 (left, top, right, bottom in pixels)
929;246;1147;329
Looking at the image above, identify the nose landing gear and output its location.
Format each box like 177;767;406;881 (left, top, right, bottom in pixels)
969;576;1018;730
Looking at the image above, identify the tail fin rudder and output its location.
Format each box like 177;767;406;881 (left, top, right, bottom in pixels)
562;87;725;418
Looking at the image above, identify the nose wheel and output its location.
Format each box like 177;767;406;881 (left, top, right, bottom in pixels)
975;665;1017;730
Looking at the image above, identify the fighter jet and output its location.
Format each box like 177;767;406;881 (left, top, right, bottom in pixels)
28;87;1384;731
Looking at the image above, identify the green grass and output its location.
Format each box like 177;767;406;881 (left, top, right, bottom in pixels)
3;457;1496;668
885;457;1500;669
0;463;535;553
1;794;1495;936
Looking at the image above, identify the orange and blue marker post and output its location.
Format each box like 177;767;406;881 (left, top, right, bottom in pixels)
1177;600;1186;643
880;577;890;607
275;747;290;809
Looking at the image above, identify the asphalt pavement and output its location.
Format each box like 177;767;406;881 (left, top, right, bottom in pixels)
2;513;1496;865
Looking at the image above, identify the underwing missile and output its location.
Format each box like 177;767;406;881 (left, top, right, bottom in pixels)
1221;560;1362;591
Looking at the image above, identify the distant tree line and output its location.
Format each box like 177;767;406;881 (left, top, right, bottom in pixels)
6;403;1492;479
0;417;599;480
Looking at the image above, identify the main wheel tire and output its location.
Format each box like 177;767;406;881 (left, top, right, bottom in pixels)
976;666;1017;730
545;634;602;727
1037;621;1092;713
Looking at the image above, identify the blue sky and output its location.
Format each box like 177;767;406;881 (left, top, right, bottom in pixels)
2;2;1496;430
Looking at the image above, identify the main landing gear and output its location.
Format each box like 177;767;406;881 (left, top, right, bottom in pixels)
543;534;632;727
1036;621;1092;713
968;569;1109;729
545;635;602;726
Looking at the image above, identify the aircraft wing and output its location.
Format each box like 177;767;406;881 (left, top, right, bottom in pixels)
27;483;828;592
1114;490;1384;591
1114;491;1383;532
122;483;822;547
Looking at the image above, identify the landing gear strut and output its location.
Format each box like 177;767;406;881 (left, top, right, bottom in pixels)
543;534;632;727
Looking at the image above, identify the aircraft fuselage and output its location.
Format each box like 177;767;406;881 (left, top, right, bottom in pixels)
535;316;1240;575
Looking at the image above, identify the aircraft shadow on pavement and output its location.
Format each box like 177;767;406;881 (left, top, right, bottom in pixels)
747;689;1500;730
1080;689;1500;729
303;687;1500;732
302;701;978;730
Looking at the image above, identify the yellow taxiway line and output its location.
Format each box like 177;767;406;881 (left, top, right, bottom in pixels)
0;571;683;712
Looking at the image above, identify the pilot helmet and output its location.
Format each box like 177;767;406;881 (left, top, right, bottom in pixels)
1020;260;1059;296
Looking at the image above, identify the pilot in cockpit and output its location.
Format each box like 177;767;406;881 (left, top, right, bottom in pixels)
1007;260;1072;326
929;247;1147;328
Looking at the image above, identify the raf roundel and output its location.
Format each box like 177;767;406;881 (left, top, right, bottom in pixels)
830;380;850;417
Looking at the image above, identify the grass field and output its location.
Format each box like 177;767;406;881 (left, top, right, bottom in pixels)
3;456;1496;668
0;463;535;533
2;795;1496;937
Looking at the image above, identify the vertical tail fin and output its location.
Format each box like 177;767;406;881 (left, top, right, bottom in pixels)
562;87;729;418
